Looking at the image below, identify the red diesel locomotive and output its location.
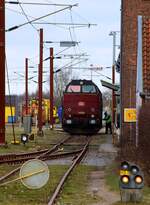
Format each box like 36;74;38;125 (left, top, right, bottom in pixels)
62;79;102;134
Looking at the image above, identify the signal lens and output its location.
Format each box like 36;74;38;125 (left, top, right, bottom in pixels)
121;161;129;170
135;175;143;184
131;166;139;174
121;175;130;184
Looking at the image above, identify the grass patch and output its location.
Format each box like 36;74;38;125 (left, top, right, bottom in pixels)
0;165;68;205
0;126;65;154
105;163;150;205
105;164;120;192
57;165;101;205
0;165;102;205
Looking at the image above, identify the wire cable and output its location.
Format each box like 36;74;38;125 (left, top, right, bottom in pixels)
6;4;78;32
16;0;38;32
6;1;77;7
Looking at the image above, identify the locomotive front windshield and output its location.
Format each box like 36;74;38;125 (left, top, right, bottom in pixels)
82;85;96;93
67;85;81;92
67;84;96;93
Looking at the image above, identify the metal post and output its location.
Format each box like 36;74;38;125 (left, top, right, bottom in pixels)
38;29;43;135
112;32;116;66
110;31;117;144
25;58;28;115
112;64;115;144
50;47;54;129
0;0;5;144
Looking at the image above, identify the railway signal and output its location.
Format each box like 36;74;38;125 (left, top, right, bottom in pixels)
119;161;144;202
21;134;28;145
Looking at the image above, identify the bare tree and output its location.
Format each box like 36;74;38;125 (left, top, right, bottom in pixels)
102;90;112;110
54;69;72;106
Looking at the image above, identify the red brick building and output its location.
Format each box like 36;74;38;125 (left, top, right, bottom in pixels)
121;0;150;150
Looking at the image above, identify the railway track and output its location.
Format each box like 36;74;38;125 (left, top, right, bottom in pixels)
0;136;72;165
0;135;72;183
0;134;88;184
0;149;48;164
48;137;91;205
0;149;83;165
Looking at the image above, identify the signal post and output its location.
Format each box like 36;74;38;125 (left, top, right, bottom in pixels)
0;0;5;144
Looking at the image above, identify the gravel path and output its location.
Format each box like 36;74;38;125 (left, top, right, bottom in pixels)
87;134;120;205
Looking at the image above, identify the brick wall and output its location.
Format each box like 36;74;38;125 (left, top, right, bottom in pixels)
121;0;150;149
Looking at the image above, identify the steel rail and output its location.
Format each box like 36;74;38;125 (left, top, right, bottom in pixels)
0;136;72;164
48;140;90;205
0;149;83;165
0;149;48;162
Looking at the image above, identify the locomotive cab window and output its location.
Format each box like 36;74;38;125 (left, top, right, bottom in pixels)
82;85;96;93
67;85;81;93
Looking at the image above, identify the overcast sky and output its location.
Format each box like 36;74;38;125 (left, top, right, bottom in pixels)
5;0;121;95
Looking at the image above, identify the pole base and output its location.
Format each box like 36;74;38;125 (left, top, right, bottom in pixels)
11;140;20;145
120;189;143;203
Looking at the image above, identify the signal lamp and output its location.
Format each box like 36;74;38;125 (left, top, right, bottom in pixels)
121;161;129;170
131;166;139;174
121;175;130;184
66;119;72;124
21;134;28;145
135;175;143;184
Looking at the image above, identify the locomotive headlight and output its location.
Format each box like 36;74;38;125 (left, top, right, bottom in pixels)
66;119;72;124
90;119;96;124
68;114;72;118
121;175;130;184
91;114;95;118
135;175;143;184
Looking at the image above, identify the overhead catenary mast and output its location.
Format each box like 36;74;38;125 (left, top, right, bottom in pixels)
38;29;43;136
25;58;28;115
0;0;5;145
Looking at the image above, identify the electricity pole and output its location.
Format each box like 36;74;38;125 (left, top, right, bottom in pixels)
38;28;43;135
0;0;5;145
50;48;54;129
25;58;28;115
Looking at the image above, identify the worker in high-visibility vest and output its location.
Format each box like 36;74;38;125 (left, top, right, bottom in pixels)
103;111;112;134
